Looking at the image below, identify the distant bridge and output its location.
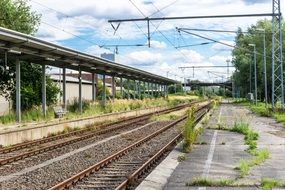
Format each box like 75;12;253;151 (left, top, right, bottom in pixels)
183;82;232;87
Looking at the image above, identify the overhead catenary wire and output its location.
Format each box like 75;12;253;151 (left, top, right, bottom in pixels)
127;0;191;62
177;28;269;58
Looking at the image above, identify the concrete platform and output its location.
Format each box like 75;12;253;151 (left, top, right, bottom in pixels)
137;103;285;190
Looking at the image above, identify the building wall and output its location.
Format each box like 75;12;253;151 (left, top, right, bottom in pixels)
0;96;10;116
65;82;93;104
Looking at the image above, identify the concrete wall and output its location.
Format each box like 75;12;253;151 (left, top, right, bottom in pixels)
0;96;10;116
0;105;170;146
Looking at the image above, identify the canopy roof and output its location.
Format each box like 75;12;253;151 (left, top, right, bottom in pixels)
0;27;176;84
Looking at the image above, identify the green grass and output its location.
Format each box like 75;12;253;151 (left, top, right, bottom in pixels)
177;154;186;162
151;108;187;121
186;177;234;187
234;101;285;124
237;159;250;177
0;96;198;125
261;178;285;190
229;122;270;178
230;122;259;152
181;107;199;152
235;149;270;177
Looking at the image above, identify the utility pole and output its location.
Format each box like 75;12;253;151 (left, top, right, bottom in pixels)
249;44;257;105
257;28;268;106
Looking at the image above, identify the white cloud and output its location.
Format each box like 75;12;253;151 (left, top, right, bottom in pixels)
148;40;167;49
211;40;235;51
85;45;112;57
28;0;284;81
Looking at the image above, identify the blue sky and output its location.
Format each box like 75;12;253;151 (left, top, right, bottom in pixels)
28;0;284;82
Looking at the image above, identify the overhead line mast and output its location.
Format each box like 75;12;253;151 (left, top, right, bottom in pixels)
108;1;283;108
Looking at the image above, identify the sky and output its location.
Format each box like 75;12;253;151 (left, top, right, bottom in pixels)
27;0;285;82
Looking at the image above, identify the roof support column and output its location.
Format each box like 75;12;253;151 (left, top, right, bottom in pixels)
155;83;158;98
134;80;137;99
127;79;130;100
151;83;154;98
16;59;21;122
112;76;115;101
138;81;141;99
79;67;82;114
102;74;106;106
147;82;150;98
42;64;46;117
63;67;66;109
143;81;146;99
92;73;96;102
120;77;123;99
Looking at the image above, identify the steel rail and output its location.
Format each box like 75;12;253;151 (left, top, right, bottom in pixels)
48;101;212;190
0;102;200;166
0;102;193;154
115;105;209;190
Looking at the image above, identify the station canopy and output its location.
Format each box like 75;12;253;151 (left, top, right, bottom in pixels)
0;27;176;84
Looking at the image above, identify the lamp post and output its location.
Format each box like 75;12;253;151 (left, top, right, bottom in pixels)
257;28;268;106
249;43;257;105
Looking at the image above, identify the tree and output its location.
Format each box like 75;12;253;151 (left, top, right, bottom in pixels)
232;19;285;102
0;0;60;110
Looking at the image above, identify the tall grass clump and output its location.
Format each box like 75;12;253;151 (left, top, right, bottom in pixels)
182;106;199;152
186;177;234;187
261;178;285;190
231;122;258;152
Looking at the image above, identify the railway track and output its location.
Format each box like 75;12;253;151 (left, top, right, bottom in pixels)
0;102;201;168
49;101;212;190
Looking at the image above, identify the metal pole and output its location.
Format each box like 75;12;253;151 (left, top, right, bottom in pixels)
92;73;96;101
143;81;146;98
42;64;46;117
127;78;130;99
147;82;150;97
112;76;115;101
262;30;268;105
78;67;82;113
134;80;137;99
151;83;154;98
16;59;21;122
120;77;123;98
102;74;106;106
249;55;252;93
63;68;66;109
252;45;258;105
138;81;141;99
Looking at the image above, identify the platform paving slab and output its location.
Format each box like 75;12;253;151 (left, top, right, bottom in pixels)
138;103;285;190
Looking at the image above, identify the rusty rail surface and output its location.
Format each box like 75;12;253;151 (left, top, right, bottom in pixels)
0;101;201;166
0;103;189;154
115;103;210;190
48;101;212;190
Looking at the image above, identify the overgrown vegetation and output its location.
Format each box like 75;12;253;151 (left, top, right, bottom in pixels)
230;122;270;177
261;178;285;190
186;177;234;187
230;122;259;152
151;108;187;121
177;154;186;162
181;107;197;152
0;0;61;111
0;96;197;125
